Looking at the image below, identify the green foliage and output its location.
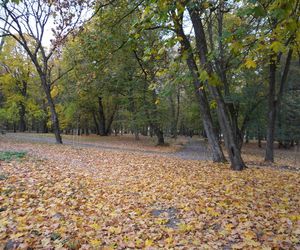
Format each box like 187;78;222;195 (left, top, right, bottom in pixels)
0;151;26;161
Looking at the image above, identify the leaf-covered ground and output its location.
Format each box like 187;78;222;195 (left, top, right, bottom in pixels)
2;133;187;153
0;138;300;249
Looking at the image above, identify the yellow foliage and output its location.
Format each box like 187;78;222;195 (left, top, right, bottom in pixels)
245;58;257;69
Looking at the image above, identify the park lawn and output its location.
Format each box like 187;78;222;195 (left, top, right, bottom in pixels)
0;141;300;249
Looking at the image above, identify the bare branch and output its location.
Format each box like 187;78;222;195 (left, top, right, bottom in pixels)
50;66;74;86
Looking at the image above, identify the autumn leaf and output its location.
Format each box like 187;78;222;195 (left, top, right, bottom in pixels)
90;239;101;247
270;41;284;53
90;223;101;230
145;239;154;247
245;58;257;69
108;226;122;234
0;135;299;249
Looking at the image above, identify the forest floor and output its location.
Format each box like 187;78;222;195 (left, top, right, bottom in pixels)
0;133;300;249
1;133;211;160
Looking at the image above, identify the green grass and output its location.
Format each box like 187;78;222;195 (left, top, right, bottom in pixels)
0;151;26;161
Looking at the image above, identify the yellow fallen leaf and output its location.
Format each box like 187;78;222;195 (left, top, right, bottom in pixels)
145;239;153;247
179;223;194;232
108;226;122;234
225;223;234;231
165;237;173;245
243;230;257;240
90;223;101;230
155;218;168;225
244;239;261;247
90;239;101;247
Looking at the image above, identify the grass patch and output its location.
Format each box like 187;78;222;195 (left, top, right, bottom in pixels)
0;151;26;161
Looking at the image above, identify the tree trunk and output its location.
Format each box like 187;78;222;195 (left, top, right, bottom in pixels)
43;119;48;133
188;7;245;170
265;49;292;162
42;77;62;144
92;112;100;135
265;57;277;162
258;138;262;148
169;94;178;138
98;96;107;136
19;102;26;132
18;79;27;132
155;128;165;145
172;12;225;163
105;106;117;135
214;3;244;150
49;99;62;143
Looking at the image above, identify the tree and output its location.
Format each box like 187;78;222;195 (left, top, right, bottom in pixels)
241;0;299;162
0;37;33;131
0;0;92;143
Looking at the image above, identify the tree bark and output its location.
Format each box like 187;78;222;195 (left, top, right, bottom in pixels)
172;11;225;163
18;79;27;132
265;49;293;162
188;7;245;170
98;96;107;136
169;89;180;139
154;127;165;145
105;104;117;135
41;75;62;144
92;112;100;135
150;90;165;145
19;102;26;132
265;57;277;162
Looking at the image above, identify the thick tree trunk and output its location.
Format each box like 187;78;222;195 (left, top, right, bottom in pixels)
42;100;49;133
98;96;107;136
105;106;117;135
92;112;100;135
43;119;48;133
18;79;27;132
188;7;245;170
37;71;62;143
211;89;245;170
149;89;166;145
41;76;62;144
48;97;62;143
19;102;26;132
154;128;165;145
215;3;243;150
173;13;225;163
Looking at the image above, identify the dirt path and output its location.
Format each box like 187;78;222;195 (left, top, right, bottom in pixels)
1;133;212;161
